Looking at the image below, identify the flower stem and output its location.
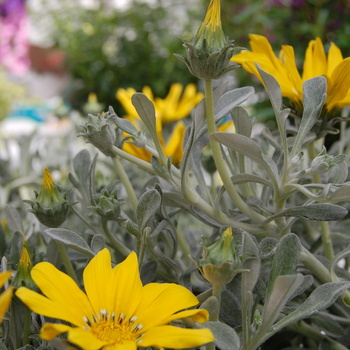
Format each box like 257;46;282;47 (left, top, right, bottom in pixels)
307;141;334;260
22;307;31;346
112;156;138;213
210;284;221;321
102;221;130;257
56;242;78;284
204;79;266;225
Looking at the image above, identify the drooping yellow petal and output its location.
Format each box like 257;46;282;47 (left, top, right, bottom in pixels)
0;286;13;324
113;251;143;320
326;57;350;111
83;248;117;316
30;262;94;325
160;308;209;325
122;142;152;162
164;121;186;165
40;323;72;340
138;325;214;349
141;86;155;104
116;88;138;117
16;287;87;326
0;271;11;289
68;327;108;350
135;283;200;332
327;42;343;76
281;45;303;99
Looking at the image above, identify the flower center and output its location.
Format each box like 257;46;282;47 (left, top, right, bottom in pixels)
86;311;143;345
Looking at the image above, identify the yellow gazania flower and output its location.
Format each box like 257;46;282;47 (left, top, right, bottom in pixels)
16;249;214;350
232;34;350;112
0;271;13;325
116;83;204;125
116;84;202;165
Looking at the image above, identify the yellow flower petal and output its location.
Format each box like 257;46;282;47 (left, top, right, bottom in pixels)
110;341;137;350
68;327;108;350
326;57;350;111
161;308;209;325
113;251;143;320
164;121;186;165
30;262;94;325
327;42;343;76
135;283;199;331
302;38;327;80
40;323;72;340
0;286;13;324
83;248;117;316
138;325;214;349
116;88;138;117
16;287;87;327
281;45;303;99
0;271;11;289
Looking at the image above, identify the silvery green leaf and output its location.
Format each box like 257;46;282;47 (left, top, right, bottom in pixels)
266;282;350;338
262;274;304;329
196;321;240;350
153;246;183;282
200;296;218;318
261;127;282;150
151;156;167;177
88;153;98;204
140;261;157;285
329;245;350;283
194;82;228;138
45;228;95;257
328;184;350;202
291;76;327;158
136;189;161;234
231;106;252;137
131;93;156;136
310;313;345;338
113;115;139;135
46;239;59;265
259;237;278;259
255;64;289;153
319;339;334;350
196;86;255;141
266;233;301;300
190;205;223;228
263;204;347;223
90;234;105;254
0;339;8;350
220;289;242;328
5;205;23;233
289;275;314;300
242;232;260;293
231;174;273;187
329;161;348;184
73;149;90;190
163;192;191;210
209;132;279;185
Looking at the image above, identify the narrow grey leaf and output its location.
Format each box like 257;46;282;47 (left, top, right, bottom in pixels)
231;174;273;187
231;106;252;137
90;234;106;254
131;93;156;135
5;205;23;233
45;228;95;257
137;189;162;234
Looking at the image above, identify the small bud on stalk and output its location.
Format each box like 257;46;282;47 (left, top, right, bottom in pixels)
192;227;242;286
174;0;240;80
23;168;74;228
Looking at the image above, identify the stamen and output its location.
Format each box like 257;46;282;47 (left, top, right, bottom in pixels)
111;312;115;322
83;316;91;327
100;309;107;320
133;324;143;333
118;313;125;324
129;316;137;324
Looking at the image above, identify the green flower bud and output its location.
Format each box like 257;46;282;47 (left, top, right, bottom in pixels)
78;112;116;156
174;0;240;80
311;147;346;176
12;246;36;290
88;188;125;221
23;168;74;228
192;227;242;286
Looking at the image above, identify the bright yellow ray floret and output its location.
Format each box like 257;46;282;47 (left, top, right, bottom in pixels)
116;84;203;165
232;34;350;112
16;249;214;350
0;271;13;325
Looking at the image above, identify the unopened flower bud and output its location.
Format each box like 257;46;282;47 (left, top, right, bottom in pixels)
174;0;239;80
192;227;241;286
88;188;125;221
23;168;74;228
78;113;116;156
311;147;346;176
12;247;36;290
